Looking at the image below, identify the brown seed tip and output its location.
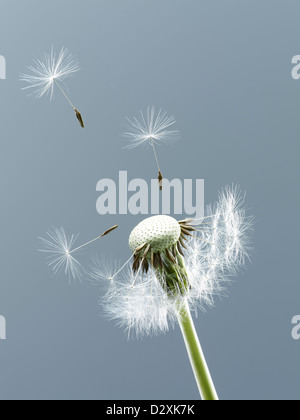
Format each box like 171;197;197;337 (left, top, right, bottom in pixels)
102;225;118;237
75;109;85;128
158;171;163;191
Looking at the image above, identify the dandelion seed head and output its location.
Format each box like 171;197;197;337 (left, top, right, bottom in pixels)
20;47;80;100
124;106;180;149
129;215;181;255
99;186;253;337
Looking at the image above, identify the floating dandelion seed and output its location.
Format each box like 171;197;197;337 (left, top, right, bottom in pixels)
96;187;252;400
39;225;118;281
89;256;133;286
124;106;179;191
20;47;85;128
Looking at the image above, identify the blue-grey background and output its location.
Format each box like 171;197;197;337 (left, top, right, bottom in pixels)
0;0;299;400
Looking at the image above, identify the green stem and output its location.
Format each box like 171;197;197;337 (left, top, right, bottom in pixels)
177;300;219;401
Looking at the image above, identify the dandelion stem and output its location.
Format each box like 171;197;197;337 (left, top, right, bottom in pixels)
177;300;219;401
54;79;76;110
131;257;145;287
150;138;161;173
111;255;134;280
150;138;163;191
69;225;118;255
69;236;102;254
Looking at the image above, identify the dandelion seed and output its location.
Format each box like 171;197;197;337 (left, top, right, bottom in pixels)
75;109;85;128
39;225;118;281
20;47;85;128
89;256;133;285
39;227;82;281
124;106;179;191
96;187;253;400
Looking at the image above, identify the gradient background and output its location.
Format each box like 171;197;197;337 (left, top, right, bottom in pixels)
0;0;299;401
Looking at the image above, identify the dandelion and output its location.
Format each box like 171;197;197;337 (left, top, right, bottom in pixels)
39;225;118;281
97;187;252;400
20;47;85;128
124;106;179;191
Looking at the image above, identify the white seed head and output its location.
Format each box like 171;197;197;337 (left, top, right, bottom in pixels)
20;46;80;100
124;106;179;149
129;215;181;254
99;186;253;337
38;227;83;281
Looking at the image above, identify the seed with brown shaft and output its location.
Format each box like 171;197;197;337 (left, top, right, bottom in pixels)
75;109;85;128
177;241;185;256
181;227;193;237
158;171;163;191
166;248;176;264
101;225;118;237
